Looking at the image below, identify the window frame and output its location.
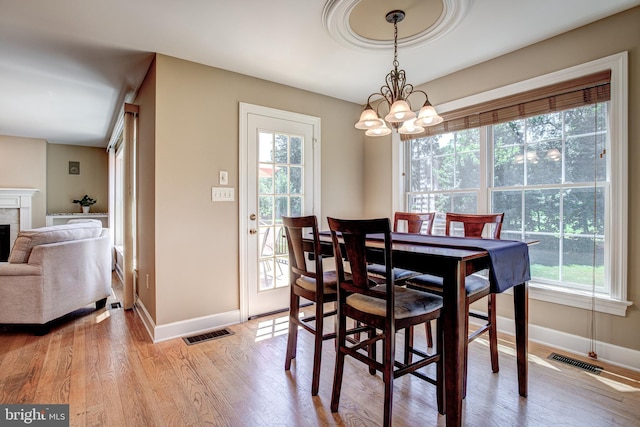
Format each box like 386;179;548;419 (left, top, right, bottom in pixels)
394;52;630;316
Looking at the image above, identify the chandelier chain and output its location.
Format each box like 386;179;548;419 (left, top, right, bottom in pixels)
393;16;399;69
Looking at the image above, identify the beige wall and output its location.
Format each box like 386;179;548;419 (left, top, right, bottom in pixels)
365;7;640;351
364;136;394;219
139;54;363;326
46;144;109;213
0;135;47;227
136;58;157;321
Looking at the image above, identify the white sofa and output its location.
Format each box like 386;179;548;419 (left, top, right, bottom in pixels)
0;220;112;332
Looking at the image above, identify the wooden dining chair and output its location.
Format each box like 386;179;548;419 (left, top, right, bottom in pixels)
328;217;443;427
282;215;339;396
405;212;504;391
366;211;435;284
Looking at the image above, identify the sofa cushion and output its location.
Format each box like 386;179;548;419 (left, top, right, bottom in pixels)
8;221;103;264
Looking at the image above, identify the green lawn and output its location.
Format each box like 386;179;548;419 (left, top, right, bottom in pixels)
530;263;605;287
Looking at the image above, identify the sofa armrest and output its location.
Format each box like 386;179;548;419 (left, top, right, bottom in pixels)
0;263;45;324
0;262;42;276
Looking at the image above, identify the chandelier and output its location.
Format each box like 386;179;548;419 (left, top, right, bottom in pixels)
355;10;443;137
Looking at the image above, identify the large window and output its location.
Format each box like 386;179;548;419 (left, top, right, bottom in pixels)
491;107;607;293
401;54;629;315
409;104;607;290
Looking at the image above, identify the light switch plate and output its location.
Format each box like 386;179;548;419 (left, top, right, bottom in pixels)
212;187;234;202
219;170;228;185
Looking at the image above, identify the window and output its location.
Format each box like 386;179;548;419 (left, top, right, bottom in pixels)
407;128;481;234
114;143;124;249
400;53;630;315
491;107;607;293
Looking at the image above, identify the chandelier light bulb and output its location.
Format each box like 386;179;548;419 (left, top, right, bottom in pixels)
385;100;415;123
355;105;381;129
365;120;392;136
398;118;425;135
415;102;443;127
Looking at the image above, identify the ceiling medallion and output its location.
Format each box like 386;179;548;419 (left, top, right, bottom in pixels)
322;0;471;51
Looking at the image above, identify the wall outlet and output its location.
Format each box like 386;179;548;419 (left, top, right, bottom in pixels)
212;187;234;202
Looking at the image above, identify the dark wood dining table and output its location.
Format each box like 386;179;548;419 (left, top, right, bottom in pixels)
311;231;530;427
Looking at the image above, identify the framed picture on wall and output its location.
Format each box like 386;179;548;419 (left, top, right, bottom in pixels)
69;161;80;175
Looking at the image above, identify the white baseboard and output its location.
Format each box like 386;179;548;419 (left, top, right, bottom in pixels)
131;302;639;372
473;315;640;373
133;299;155;341
134;299;241;343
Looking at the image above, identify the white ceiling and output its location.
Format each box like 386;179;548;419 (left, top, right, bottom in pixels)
1;0;638;148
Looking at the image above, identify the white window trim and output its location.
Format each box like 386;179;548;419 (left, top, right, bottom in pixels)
395;52;630;316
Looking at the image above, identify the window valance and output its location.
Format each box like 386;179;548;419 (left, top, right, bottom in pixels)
402;70;611;140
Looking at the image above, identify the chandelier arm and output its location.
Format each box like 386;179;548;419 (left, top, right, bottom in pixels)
366;93;390;117
411;89;431;103
367;92;384;105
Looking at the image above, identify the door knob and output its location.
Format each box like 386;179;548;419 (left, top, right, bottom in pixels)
249;214;257;221
249;229;257;234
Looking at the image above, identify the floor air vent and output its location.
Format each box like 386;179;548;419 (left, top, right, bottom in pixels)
183;328;233;345
548;352;603;374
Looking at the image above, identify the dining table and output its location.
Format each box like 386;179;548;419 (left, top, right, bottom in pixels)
310;230;531;427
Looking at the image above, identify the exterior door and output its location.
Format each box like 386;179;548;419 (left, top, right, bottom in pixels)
239;103;320;319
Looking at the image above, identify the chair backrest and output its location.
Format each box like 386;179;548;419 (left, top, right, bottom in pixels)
282;215;322;281
445;213;504;239
328;217;393;300
393;211;435;234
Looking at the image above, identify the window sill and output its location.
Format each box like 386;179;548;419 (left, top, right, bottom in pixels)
503;281;632;316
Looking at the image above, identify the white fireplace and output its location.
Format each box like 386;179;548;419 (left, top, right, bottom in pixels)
0;188;39;253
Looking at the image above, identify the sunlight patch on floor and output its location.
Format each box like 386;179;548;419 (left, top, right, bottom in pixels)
255;315;289;342
585;371;640;392
95;310;110;324
474;336;640;393
474;337;561;371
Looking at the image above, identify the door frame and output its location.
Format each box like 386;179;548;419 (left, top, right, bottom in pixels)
239;102;321;321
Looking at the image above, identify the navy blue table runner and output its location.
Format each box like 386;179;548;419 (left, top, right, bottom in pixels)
321;231;531;293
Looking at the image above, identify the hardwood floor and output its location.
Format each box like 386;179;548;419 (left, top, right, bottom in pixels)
1;276;639;426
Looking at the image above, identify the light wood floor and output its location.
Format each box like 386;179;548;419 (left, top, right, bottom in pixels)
1;277;639;427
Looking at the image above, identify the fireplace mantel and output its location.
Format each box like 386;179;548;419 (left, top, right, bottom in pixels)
0;187;39;231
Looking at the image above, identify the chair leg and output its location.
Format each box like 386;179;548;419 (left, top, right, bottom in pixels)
311;301;324;396
426;320;434;348
433;317;444;415
331;313;347;412
368;327;376;375
404;327;412;365
354;320;361;341
488;294;499;373
382;329;395;427
284;291;299;371
463;299;471;398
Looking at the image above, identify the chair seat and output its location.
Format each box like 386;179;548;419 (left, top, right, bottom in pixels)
366;263;422;282
296;270;340;294
347;285;443;319
406;273;490;299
